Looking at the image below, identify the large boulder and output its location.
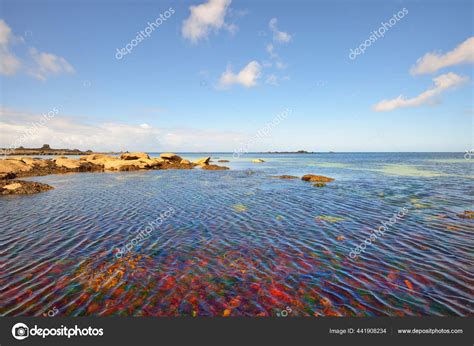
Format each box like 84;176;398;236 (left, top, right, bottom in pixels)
0;180;54;195
120;152;150;160
81;154;116;161
24;158;49;168
160;153;182;162
0;159;33;174
194;157;210;165
54;157;85;169
180;159;191;165
103;160;139;171
80;154;119;167
301;174;334;183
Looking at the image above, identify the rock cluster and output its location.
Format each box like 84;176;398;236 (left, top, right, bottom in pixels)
0;180;54;195
0;152;230;195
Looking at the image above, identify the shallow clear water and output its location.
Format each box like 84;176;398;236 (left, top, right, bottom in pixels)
1;153;473;316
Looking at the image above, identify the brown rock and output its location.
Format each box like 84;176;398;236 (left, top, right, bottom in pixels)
302;174;334;183
103;160;140;171
194;157;211;165
272;175;298;179
180;159;191;164
160;153;182;162
457;210;474;219
54;157;85;169
0;159;33;174
120;152;150;160
0;180;54;195
201;164;229;170
252;159;265;163
312;183;326;187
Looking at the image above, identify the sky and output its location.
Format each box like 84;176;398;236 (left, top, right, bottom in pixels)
0;0;473;152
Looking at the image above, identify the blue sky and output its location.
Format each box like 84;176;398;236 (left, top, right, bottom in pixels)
0;0;472;152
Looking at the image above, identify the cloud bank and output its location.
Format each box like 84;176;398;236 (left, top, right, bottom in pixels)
0;107;248;152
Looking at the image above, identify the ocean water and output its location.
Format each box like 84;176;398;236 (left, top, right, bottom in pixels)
0;153;473;317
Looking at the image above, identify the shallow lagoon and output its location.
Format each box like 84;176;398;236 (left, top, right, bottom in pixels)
1;153;472;316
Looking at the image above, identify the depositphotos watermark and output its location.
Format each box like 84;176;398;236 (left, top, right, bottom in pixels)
233;107;292;159
11;323;103;340
464;149;474;160
349;207;409;259
349;8;408;60
114;206;175;259
115;7;175;60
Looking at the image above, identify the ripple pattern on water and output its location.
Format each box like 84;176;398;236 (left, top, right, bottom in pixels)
0;153;473;316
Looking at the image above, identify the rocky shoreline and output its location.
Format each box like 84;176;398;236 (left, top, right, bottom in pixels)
0;152;228;195
0;152;337;196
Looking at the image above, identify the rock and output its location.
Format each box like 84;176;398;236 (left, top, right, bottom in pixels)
272;175;298;179
160;153;182;162
153;158;166;164
180;159;191;164
313;183;326;187
201;164;229;170
457;211;474;219
3;182;22;190
54;157;84;169
0;159;33;174
103;160;140;171
302;174;334;183
0;180;54;195
218;160;230;162
81;154;117;162
120;152;150;160
0;172;16;180
252;159;265;163
194;157;211;165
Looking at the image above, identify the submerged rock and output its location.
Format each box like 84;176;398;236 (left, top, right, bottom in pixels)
312;183;326;187
201;164;229;170
0;180;54;195
457;211;474;219
302;174;334;183
272;175;298;179
218;160;230;162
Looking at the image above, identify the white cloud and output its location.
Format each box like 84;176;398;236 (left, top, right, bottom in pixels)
265;74;279;86
410;37;474;75
0;107;248;152
182;0;235;43
219;60;261;88
266;43;277;58
373;72;469;112
269;18;292;44
0;19;21;76
28;48;75;81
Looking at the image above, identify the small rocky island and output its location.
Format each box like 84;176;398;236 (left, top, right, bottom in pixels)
0;144;101;156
